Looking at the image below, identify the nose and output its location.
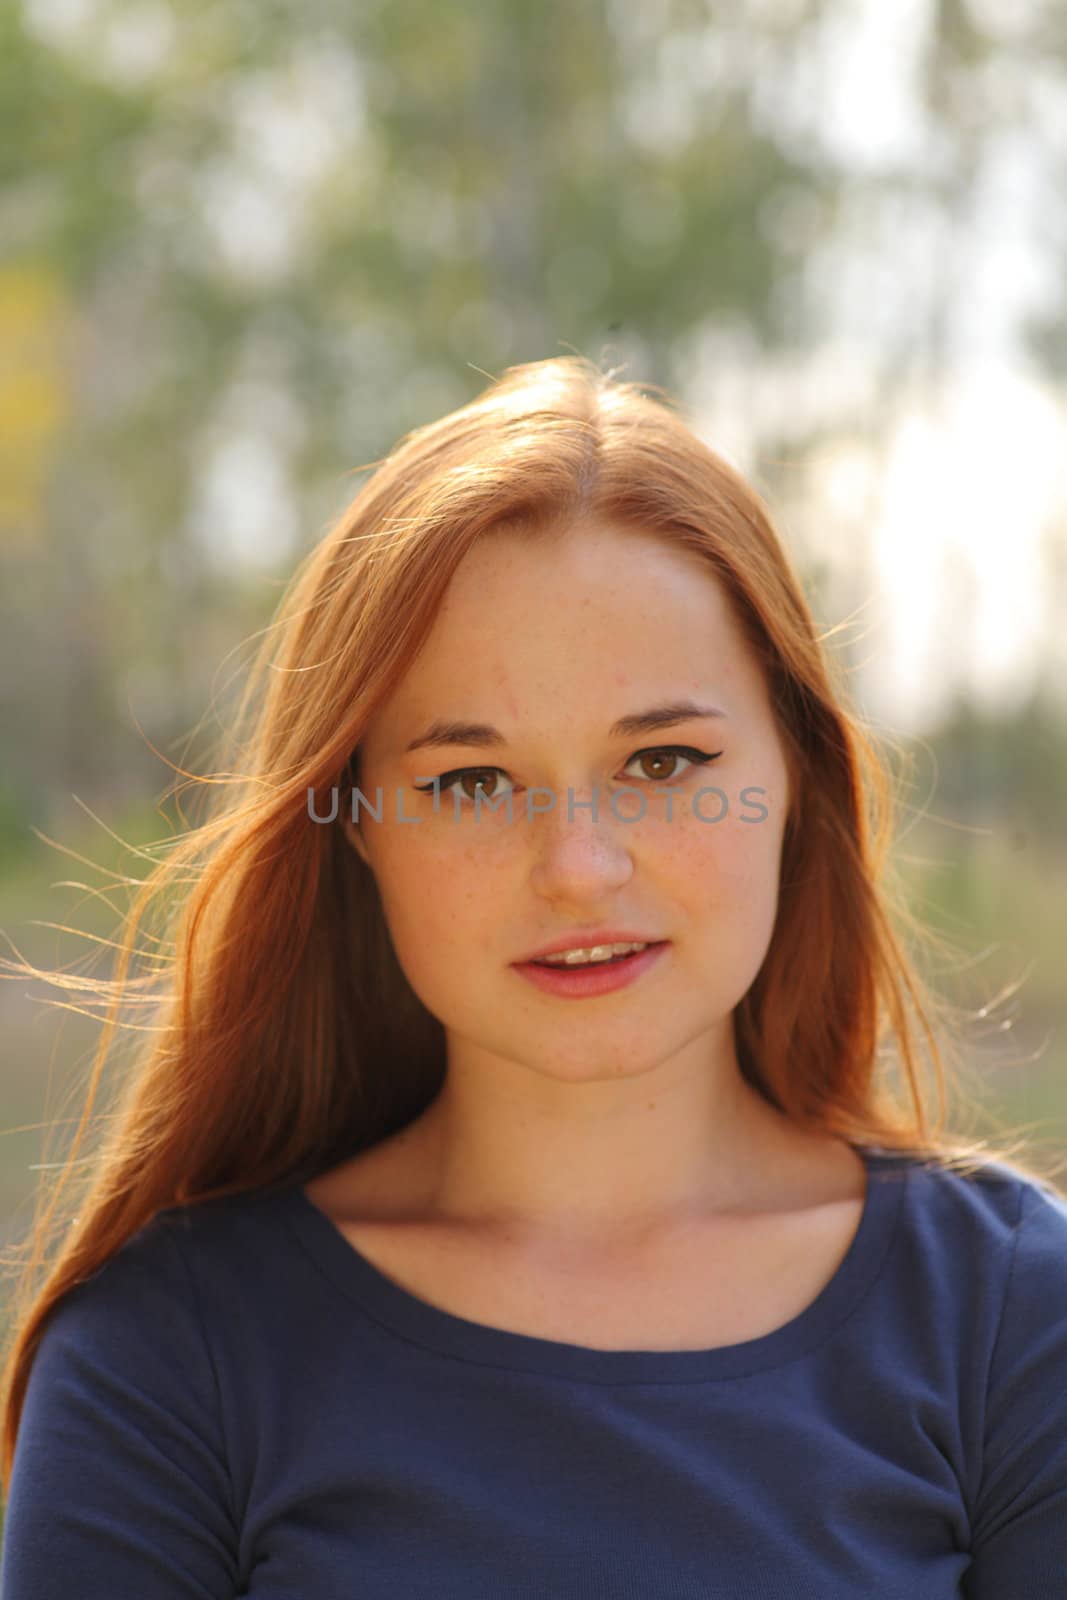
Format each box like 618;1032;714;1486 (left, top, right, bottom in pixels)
526;783;637;901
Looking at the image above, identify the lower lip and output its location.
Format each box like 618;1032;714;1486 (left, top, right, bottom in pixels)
511;942;669;998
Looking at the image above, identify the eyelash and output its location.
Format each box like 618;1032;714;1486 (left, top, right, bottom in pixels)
413;744;723;804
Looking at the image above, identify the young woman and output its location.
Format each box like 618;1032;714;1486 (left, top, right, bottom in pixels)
2;357;1065;1598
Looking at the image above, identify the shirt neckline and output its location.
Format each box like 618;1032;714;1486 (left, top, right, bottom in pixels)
274;1143;908;1383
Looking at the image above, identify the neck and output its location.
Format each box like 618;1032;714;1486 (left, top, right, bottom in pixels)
400;1056;814;1250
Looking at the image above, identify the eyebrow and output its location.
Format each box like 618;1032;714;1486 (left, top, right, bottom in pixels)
402;700;728;755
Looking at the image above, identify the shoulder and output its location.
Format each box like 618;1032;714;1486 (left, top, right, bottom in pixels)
888;1149;1066;1255
942;1157;1067;1341
43;1205;197;1349
889;1152;1067;1420
37;1182;293;1362
973;1161;1067;1344
21;1186;295;1499
920;1161;1067;1583
860;1150;1067;1364
8;1198;266;1596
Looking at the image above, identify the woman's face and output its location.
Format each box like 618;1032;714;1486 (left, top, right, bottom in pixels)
344;519;793;1088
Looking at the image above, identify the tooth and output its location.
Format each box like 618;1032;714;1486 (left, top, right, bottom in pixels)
541;941;647;966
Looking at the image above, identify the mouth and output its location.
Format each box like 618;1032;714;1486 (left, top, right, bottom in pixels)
511;940;670;998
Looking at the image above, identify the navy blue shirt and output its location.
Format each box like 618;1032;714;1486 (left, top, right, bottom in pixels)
4;1145;1067;1598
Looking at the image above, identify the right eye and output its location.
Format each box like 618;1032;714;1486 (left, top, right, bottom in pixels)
413;768;516;807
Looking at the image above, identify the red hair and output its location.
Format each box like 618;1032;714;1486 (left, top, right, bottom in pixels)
1;355;1054;1488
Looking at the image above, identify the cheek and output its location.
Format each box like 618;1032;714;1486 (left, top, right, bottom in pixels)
368;829;502;1001
667;803;786;951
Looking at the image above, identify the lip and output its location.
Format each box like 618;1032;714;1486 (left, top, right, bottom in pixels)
513;930;666;964
511;941;669;999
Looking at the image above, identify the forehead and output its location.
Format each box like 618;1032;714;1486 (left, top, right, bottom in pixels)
370;521;764;747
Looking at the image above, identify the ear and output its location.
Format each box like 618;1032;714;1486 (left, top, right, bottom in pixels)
341;811;372;869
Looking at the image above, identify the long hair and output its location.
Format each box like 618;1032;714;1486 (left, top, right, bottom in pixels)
0;354;1056;1489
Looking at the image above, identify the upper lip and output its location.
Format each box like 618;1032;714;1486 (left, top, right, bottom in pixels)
514;930;667;964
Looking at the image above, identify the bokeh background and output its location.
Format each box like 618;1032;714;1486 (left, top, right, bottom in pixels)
2;0;1067;1248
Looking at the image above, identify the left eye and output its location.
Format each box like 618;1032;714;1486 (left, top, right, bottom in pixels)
622;745;720;783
